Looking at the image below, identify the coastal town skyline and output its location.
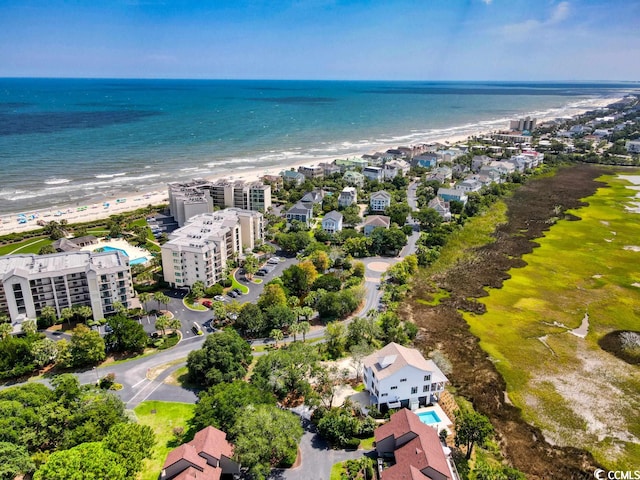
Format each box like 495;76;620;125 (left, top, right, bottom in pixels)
0;0;639;81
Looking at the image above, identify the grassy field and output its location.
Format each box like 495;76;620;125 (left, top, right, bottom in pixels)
134;401;195;480
464;173;640;469
0;236;52;255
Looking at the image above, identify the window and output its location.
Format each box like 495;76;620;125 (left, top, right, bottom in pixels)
411;387;418;395
400;378;407;382
424;374;431;382
390;386;398;390
423;385;429;392
381;393;387;397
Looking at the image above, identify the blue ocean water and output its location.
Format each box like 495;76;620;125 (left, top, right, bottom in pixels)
0;79;635;214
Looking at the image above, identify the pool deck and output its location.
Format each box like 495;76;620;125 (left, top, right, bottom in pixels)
414;403;453;434
81;238;150;264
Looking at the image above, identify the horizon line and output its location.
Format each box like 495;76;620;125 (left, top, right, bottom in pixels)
0;76;639;84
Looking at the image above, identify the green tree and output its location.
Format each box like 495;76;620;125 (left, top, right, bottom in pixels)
270;328;284;348
251;342;319;401
0;441;35;480
137;292;151;312
210;301;227;322
69;324;105;367
352;261;366;278
257;283;288;311
370;226;407;255
0;323;12;340
38;305;58;329
187;328;252;388
309;250;330;273
191;381;276;433
60;307;75;326
168;318;182;332
33;442;127;480
190;280;205;299
289;321;301;342
324;321;347;359
74;305;93;323
155;315;169;337
454;408;494;460
312;274;342;292
298;321;311;342
243;254;260;279
39;244;56;255
415;206;443;232
384;202;412;226
265;305;295;331
103;423;155;477
231;404;303;480
105;315;147;353
30;338;59;368
153;291;170;311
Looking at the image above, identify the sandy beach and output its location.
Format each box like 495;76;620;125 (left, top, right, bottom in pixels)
0;97;618;237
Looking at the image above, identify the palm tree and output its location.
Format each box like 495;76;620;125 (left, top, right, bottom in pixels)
270;328;284;348
154;292;170;312
298;321;311;342
40;305;58;327
60;307;75;326
289;322;301;342
75;305;93;323
168;318;182;333
138;292;151;312
293;306;304;322
287;296;300;309
155;316;169;337
301;306;314;322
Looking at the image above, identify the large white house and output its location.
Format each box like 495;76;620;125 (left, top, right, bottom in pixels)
370;190;392;212
161;208;264;288
321;211;343;234
338;187;357;207
363;342;448;411
0;251;134;327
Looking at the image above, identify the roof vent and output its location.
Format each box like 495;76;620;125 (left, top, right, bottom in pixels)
378;355;397;369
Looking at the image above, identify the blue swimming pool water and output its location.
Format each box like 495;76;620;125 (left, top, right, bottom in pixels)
418;411;441;425
100;246;147;265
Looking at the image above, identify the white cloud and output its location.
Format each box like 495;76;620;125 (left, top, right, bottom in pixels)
549;2;570;24
500;1;571;39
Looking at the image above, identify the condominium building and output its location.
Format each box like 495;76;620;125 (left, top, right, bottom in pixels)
161;208;264;288
0;251;134;325
168;179;271;227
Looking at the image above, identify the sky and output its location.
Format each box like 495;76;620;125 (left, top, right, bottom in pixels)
0;0;638;81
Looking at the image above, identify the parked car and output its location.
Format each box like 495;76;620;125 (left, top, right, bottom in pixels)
233;288;243;295
213;295;225;302
267;257;280;264
202;300;213;309
192;322;203;335
227;291;238;298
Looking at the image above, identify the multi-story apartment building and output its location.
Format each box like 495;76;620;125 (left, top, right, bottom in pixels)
0;251;134;325
161;209;264;288
168;180;271;227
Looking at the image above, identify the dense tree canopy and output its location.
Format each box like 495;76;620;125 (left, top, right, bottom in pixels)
34;442;127;480
231;404;303;480
187;328;252;388
191;381;276;433
105;314;147;353
103;423;155;477
69;324;105;367
455;408;494;460
0;442;35;480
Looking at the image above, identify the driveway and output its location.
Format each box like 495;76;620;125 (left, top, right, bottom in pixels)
269;407;373;480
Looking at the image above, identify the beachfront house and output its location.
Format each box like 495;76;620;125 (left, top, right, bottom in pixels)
319;162;342;176
52;235;98;253
375;409;453;480
437;188;468;205
298;165;324;179
343;171;365;187
382;164;400;180
286;202;313;226
471;155;492;172
300;189;326;206
335;157;369;172
0;251;135;328
412;153;438;169
322;211;343;234
363;166;384;183
428;197;452;222
363;342;448;411
338;187;357;207
161;209;264;288
363;215;391;236
489;160;516;177
280;170;306;185
370;190;392;212
161;426;240;480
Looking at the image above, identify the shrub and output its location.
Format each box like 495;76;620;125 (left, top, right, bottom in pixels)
343;437;361;450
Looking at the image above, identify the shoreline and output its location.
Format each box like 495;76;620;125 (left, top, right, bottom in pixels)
0;96;620;236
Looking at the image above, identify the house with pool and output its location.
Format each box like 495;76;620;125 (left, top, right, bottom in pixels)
363;342;448;411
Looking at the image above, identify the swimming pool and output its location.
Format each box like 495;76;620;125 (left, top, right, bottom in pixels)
418;410;441;425
100;246;147;265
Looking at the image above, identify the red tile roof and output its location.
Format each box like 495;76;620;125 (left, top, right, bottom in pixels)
172;465;222;480
376;409;450;480
190;426;234;460
163;444;207;472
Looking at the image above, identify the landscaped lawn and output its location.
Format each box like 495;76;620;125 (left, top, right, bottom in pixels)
134;401;195;480
463;173;640;470
231;272;249;294
0;237;52;255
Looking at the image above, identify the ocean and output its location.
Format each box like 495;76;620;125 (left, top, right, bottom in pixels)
0;78;636;215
